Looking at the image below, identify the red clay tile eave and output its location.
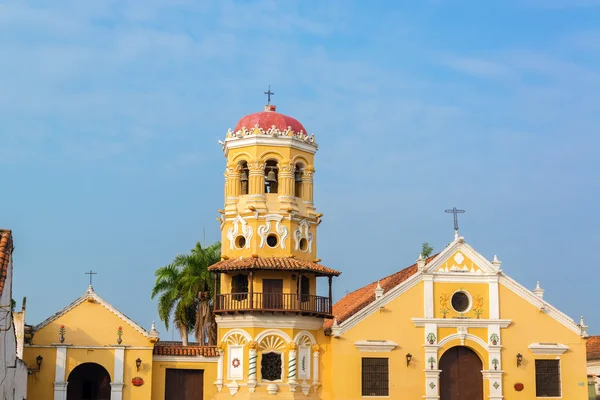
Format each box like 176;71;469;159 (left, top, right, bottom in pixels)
323;254;438;330
0;230;13;298
208;257;341;277
587;335;600;361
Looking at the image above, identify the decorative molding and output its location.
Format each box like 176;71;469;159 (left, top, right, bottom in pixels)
293;331;316;346
257;214;288;249
153;355;219;363
216;315;324;331
224;135;318;155
226;125;317;145
354;340;398;352
528;342;569;355
259;335;287;352
34;288;157;339
412;318;511;328
437;333;488;350
255;329;292;344
26;345;154;350
425;240;499;275
293;219;314;253
221;329;253;345
226;215;253;250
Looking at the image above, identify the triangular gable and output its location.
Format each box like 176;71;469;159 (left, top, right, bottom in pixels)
333;235;584;337
35;286;159;340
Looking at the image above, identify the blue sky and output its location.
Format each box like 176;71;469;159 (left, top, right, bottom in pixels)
1;0;599;337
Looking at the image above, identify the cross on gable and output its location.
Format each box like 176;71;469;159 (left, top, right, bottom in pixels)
85;270;97;286
445;207;465;232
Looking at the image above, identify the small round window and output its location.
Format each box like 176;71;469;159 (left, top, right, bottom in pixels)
299;238;308;251
235;236;246;249
266;234;278;248
451;291;471;313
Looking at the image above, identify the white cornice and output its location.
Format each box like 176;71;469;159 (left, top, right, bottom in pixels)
224;136;317;155
34;288;158;340
528;342;569;355
354;340;398;352
216;314;324;330
153;355;219;363
412;318;512;328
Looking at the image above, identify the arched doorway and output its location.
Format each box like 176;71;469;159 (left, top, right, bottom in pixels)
439;346;483;400
67;363;111;400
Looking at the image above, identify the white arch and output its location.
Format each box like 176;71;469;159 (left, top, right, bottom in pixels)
293;330;316;346
437;333;488;350
255;329;292;344
221;329;252;344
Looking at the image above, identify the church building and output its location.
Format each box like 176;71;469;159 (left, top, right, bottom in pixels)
22;102;591;400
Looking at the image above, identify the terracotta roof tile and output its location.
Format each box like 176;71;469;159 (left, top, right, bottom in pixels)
153;341;219;357
208;256;341;276
587;335;600;361
323;254;437;330
0;230;13;298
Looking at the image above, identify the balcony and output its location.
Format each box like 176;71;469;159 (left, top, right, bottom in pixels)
214;292;333;318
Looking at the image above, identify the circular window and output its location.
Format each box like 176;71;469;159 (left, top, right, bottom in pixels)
299;238;308;251
235;236;246;249
451;291;471;313
266;234;278;248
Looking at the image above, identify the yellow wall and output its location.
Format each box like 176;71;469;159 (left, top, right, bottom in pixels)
124;349;154;399
434;282;490;320
151;359;219;399
323;282;425;399
24;347;56;400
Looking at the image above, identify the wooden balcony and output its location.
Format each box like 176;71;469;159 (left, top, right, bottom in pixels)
214;292;333;318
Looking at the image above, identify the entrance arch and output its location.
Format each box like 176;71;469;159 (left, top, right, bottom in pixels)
439;346;483;400
67;363;111;400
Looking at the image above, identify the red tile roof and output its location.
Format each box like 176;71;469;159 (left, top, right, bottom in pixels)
235;107;307;135
587;336;600;361
153;341;219;357
0;230;13;297
208;256;341;276
323;254;437;330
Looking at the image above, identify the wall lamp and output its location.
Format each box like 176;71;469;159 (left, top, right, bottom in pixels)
516;353;523;367
136;357;142;371
406;353;412;367
29;355;43;373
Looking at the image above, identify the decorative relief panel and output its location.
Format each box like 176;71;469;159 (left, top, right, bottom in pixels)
293;219;314;253
298;345;311;380
437;251;483;273
257;214;289;249
259;335;287;352
228;346;244;380
226;215;253;250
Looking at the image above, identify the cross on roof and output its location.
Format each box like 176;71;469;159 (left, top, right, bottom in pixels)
264;85;274;105
85;270;97;286
445;207;465;233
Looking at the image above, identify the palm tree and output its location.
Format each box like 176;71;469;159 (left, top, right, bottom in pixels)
151;241;221;346
151;264;195;345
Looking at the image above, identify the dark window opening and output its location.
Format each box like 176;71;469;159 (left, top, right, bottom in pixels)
535;359;561;397
451;291;470;313
362;358;389;396
266;234;278;248
294;163;304;198
235;235;246;249
261;352;282;381
231;274;249;301
265;160;279;193
301;276;310;302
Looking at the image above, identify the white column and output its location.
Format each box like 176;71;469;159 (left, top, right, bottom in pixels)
110;347;125;400
482;370;504;400
312;346;320;389
215;350;224;392
247;348;257;392
288;349;297;392
424;369;441;400
489;278;500;319
53;346;68;400
424;276;434;318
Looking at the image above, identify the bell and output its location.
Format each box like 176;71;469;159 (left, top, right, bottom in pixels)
295;171;302;183
240;171;248;182
266;170;277;183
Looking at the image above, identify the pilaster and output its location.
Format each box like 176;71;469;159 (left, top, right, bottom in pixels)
53;346;68;400
247;159;267;211
301;166;315;215
111;346;125;400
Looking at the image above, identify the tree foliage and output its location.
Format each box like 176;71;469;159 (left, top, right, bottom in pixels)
421;242;434;258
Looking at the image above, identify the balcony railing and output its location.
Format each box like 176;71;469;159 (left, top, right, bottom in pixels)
215;292;332;317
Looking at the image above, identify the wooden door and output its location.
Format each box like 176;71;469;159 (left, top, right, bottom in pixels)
439;346;483;400
165;368;204;400
263;279;283;309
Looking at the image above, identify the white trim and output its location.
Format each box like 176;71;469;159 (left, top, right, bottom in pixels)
222;329;253;344
113;347;124;384
438;333;488;350
216;315;323;330
489;280;499;319
35;288;157;339
412;318;511;328
424;240;498;275
293;330;316;345
255;329;292;344
528;343;569;355
25;344;154;350
354;340;398;352
499;275;581;335
224;136;317;155
450;290;473;314
424;276;434;318
153;355;219;363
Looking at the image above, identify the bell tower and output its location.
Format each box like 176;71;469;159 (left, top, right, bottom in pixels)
209;100;339;398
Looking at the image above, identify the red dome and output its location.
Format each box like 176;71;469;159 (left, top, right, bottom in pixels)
234;105;307;134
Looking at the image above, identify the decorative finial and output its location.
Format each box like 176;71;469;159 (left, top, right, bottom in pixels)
331;318;341;338
375;281;384;300
533;281;544;299
417;254;427;272
491;255;502;271
445;207;465;237
579;316;589;337
264;85;274;105
87;285;94;294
